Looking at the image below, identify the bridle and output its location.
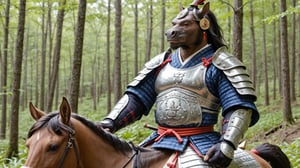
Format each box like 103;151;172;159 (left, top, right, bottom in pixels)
121;142;139;168
57;122;81;168
57;119;139;168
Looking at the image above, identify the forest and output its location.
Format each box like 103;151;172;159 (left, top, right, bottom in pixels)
0;0;300;167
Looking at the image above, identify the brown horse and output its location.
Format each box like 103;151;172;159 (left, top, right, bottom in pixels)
22;97;290;168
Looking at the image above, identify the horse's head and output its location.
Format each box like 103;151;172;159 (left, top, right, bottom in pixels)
23;97;80;168
166;1;225;53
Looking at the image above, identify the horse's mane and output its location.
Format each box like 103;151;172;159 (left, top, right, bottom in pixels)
28;112;132;153
205;10;226;50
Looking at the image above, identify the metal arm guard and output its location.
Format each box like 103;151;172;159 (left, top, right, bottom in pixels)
212;47;256;100
103;94;146;132
221;109;252;158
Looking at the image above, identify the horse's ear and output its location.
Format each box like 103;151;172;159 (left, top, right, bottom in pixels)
200;2;209;16
196;2;210;19
59;97;72;125
29;102;46;121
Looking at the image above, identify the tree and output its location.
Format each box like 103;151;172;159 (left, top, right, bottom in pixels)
69;0;87;113
40;0;48;110
21;29;29;109
290;0;296;102
160;0;166;52
7;0;26;158
0;0;10;139
249;0;257;90
232;0;243;60
145;0;153;62
271;1;278;100
113;0;122;103
106;0;112;114
280;0;294;124
47;1;54;104
298;7;300;97
46;0;66;112
134;0;138;76
262;0;269;106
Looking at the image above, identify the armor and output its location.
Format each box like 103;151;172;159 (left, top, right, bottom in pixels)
128;49;171;87
223;109;252;148
106;94;129;120
212;47;256;98
177;146;261;168
155;63;220;127
103;93;146;132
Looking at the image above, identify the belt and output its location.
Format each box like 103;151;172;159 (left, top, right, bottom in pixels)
155;125;214;144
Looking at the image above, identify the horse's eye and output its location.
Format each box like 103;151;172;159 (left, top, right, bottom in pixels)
47;144;59;152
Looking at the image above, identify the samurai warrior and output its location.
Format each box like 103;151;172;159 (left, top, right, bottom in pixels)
100;0;261;167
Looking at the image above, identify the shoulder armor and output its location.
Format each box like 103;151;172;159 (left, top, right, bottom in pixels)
212;47;256;98
128;49;171;87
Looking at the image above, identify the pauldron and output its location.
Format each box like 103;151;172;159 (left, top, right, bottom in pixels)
128;49;171;87
212;47;256;99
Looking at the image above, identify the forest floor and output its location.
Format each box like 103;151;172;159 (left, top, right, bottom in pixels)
249;116;300;145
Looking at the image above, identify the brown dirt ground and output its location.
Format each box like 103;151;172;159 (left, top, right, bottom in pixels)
249;121;300;145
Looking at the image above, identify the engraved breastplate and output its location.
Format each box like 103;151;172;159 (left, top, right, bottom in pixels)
155;63;220;127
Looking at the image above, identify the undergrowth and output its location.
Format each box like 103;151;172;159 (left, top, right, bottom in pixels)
0;97;299;167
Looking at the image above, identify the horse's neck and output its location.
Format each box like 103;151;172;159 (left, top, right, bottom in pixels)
136;147;173;168
74;120;132;168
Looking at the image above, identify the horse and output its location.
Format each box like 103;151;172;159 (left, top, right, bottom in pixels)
22;97;290;168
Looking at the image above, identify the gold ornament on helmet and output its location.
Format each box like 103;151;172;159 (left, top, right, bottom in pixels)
199;17;210;30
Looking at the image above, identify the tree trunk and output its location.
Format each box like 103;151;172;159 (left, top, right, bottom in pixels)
46;0;66;112
40;0;48;110
298;10;300;96
22;29;29;110
35;41;40;106
91;64;97;111
106;0;112;113
69;0;87;113
160;0;166;52
278;20;282;96
134;0;138;76
145;0;153;61
232;0;243;61
7;0;26;158
262;0;269;106
0;0;10;139
280;0;294;124
113;0;122;103
272;1;277;100
47;1;53;102
290;0;296;102
249;0;257;90
227;6;231;47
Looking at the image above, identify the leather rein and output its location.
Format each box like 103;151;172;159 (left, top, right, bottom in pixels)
57;122;80;168
121;142;140;168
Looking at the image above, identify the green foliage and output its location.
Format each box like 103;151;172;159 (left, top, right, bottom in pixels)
2;98;300;167
264;5;300;24
117;124;153;144
1;0;300;167
0;140;26;168
281;138;300;167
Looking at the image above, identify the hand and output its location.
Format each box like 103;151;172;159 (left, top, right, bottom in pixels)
96;119;115;133
204;142;233;167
